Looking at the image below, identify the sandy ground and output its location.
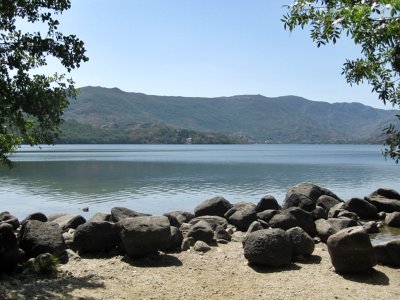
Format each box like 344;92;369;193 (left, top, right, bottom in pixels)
1;240;400;300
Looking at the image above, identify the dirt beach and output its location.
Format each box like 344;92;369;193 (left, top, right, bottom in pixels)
1;240;400;300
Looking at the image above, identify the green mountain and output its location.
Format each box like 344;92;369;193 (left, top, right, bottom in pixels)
62;86;399;144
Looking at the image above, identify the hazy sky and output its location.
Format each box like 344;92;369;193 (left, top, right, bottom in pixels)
40;0;391;109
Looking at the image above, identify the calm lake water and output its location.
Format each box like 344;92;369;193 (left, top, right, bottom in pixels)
1;144;399;224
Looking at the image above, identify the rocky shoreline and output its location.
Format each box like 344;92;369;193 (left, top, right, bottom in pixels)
1;182;400;299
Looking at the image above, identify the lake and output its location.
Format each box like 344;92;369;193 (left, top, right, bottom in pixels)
0;144;399;224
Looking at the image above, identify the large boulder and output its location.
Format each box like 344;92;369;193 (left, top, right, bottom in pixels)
369;188;400;200
286;207;316;237
111;207;150;222
343;198;378;220
189;215;228;230
327;226;376;273
284;182;341;211
73;221;121;254
385;212;400;228
88;212;111;222
311;206;327;221
257;209;279;223
256;195;281;212
316;195;342;212
167;226;184;251
19;220;66;259
0;212;20;229
21;212;48;225
224;202;257;231
51;214;86;231
268;211;298;230
0;224;19;273
187;220;214;244
315;219;337;243
243;228;292;267
328;202;346;218
119;216;171;258
367;196;400;213
286;227;315;257
282;193;315;212
164;211;194;227
374;240;400;266
326;218;358;232
194;196;232;217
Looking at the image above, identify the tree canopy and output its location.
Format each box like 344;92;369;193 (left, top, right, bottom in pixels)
0;0;88;166
282;0;400;161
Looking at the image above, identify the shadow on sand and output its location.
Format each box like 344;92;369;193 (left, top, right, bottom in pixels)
341;268;390;286
121;253;183;268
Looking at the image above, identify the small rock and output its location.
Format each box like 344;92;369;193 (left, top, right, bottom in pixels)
193;241;211;253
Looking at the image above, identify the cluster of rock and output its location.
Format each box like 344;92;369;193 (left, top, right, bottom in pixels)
1;182;400;275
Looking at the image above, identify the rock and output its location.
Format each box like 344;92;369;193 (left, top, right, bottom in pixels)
62;231;74;247
119;216;171;258
194;196;232;217
327;218;358;232
224;202;257;231
246;221;264;234
47;213;68;222
21;212;48;224
369;188;400;200
243;228;293;267
316;195;342;211
374;240;400;266
214;225;231;242
257;209;279;223
181;239;191;251
189;215;228;230
287;207;316;237
110;207;150;222
385;212;400;227
66;249;81;261
343;198;378;220
193;241;211;252
337;210;359;221
164;211;194;227
256;195;281;212
328;202;346;218
0;223;19;273
19;220;66;259
377;211;387;220
82;207;89;212
284;182;341;211
187;220;214;244
311;206;327;221
282;193;315;212
73;221;121;254
167;226;183;251
88;212;111;222
51;214;86;231
315;219;337;243
362;221;379;234
367;196;400;213
327;226;376;273
179;223;192;236
0;212;20;229
268;211;298;230
286;227;315;257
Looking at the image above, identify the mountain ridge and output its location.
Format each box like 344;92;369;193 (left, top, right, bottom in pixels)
63;86;399;144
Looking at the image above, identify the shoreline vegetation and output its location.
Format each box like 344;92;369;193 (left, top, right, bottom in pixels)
1;182;400;299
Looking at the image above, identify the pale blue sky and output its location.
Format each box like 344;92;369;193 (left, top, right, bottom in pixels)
41;0;390;109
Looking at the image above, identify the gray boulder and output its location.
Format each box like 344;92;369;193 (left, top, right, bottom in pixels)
268;211;298;230
286;226;315;257
243;228;293;267
327;226;376;273
337;210;359;221
369;188;400;200
189;215;228;230
214;225;231;242
311;206;327;221
111;207;150;222
257;209;279;223
193;241;211;252
119;216;171;258
374;240;400;266
367;196;400;213
19;220;66;259
73;221;121;254
315;219;337;243
316;195;342;211
0;224;19;273
362;221;379;234
164;211;194;227
246;221;264;235
51;214;86;231
328;202;346;218
327;218;358;232
0;212;20;229
287;207;316;237
343;198;378;220
282;193;315;212
224;202;257;231
194;196;232;217
22;212;48;225
88;212;111;222
256;195;281;212
385;212;400;227
187;220;214;244
167;226;184;251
